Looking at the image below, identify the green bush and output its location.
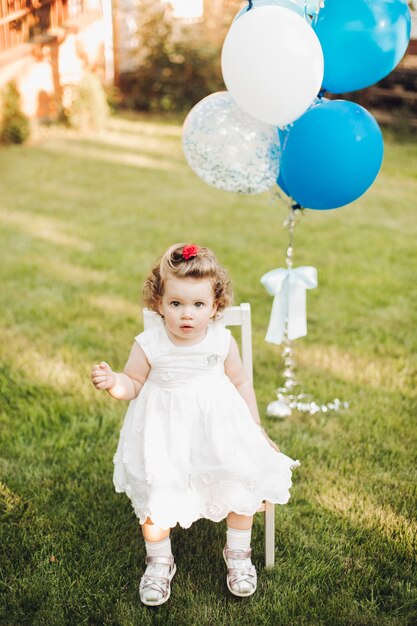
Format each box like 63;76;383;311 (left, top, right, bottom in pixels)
118;0;237;113
0;81;31;144
63;72;109;131
120;38;221;113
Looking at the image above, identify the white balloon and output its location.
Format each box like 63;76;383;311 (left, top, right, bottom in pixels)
182;91;280;195
221;5;324;127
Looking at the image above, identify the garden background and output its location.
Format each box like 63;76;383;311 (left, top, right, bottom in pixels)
1;113;416;625
1;1;417;625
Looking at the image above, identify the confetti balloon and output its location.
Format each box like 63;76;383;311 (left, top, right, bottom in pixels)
182;91;281;194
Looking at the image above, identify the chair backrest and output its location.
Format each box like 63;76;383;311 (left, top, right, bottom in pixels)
143;303;253;384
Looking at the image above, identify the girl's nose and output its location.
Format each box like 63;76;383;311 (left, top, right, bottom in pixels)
181;308;193;319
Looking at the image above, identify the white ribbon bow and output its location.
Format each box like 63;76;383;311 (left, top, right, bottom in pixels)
260;266;318;344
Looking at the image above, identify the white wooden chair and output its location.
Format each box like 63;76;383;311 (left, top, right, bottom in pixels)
143;303;275;568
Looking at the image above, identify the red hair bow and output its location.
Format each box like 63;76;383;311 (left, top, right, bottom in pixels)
182;244;200;260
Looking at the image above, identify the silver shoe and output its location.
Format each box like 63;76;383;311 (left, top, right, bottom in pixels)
223;546;257;597
139;554;176;606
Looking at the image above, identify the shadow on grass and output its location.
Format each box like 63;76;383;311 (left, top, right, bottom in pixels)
38;140;185;173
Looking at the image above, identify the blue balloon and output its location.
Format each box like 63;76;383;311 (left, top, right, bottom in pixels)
276;127;291;195
279;99;384;210
277;171;290;196
234;0;305;21
313;0;411;93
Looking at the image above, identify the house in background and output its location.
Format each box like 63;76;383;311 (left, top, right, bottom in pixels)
0;0;114;119
411;6;417;51
0;1;416;123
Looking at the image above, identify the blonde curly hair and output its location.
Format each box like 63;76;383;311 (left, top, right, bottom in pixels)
143;243;233;315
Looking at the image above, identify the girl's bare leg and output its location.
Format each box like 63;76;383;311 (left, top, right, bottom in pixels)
141;517;170;541
226;512;253;530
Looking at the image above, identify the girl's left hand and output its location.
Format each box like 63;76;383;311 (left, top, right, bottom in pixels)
266;436;280;453
259;426;280;453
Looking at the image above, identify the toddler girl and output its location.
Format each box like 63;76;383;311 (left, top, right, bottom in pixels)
91;243;299;606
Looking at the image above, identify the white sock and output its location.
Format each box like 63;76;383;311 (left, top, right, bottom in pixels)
226;526;251;552
145;536;172;558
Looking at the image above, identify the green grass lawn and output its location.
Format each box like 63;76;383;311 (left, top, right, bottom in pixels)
0;114;416;626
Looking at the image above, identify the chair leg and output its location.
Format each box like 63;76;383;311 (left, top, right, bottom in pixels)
264;501;275;568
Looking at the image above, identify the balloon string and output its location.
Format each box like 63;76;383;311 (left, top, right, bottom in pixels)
266;200;349;418
285;203;302;268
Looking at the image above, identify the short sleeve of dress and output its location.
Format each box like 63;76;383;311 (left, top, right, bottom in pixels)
135;326;159;365
210;322;232;361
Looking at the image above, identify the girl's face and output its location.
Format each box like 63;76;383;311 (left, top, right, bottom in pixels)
158;274;217;345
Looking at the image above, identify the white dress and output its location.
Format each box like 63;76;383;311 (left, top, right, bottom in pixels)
113;320;299;530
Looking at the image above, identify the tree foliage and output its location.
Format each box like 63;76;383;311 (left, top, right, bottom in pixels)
62;72;109;131
0;81;31;145
118;0;239;113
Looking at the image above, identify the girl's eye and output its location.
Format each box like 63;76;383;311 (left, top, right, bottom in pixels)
195;302;204;308
171;301;180;307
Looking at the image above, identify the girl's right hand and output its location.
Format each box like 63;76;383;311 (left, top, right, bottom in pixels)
91;361;117;390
